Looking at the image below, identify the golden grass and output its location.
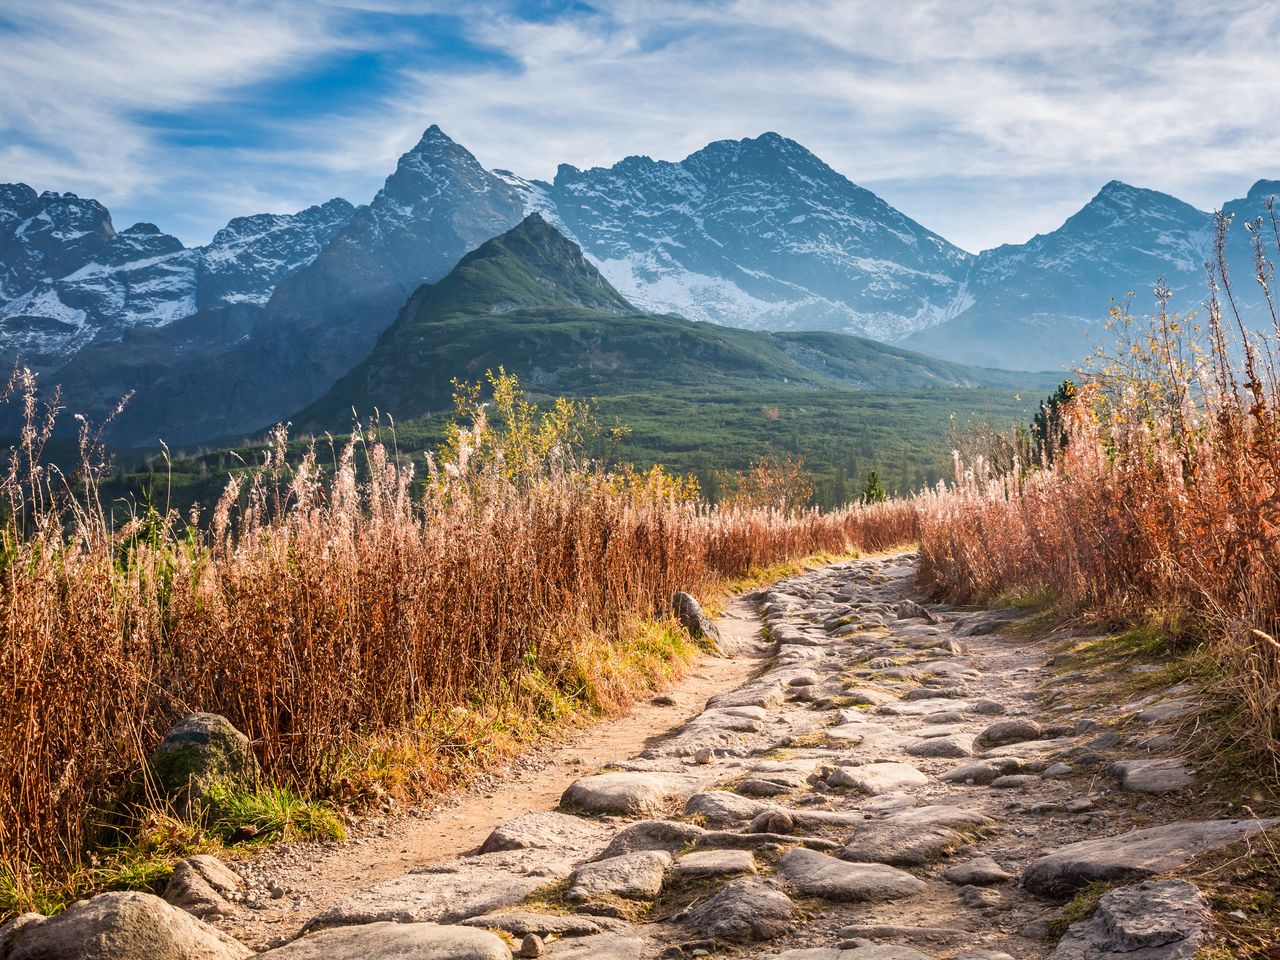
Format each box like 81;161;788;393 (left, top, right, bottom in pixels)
0;369;918;914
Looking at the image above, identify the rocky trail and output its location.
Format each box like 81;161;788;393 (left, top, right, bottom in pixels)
5;551;1278;960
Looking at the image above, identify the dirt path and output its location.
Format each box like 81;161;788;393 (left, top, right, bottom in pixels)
190;553;1277;958
221;594;769;949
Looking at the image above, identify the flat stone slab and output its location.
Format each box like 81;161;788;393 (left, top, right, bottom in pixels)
561;772;704;816
307;851;565;928
840;821;968;866
1109;758;1194;793
905;734;975;759
673;849;757;877
544;933;648;960
680;877;795;943
828;762;928;795
1134;697;1200;724
1024;818;1279;898
1048;879;1210;959
481;811;611;855
777;848;925;902
567;851;671;902
260;923;510;960
459;912;626;937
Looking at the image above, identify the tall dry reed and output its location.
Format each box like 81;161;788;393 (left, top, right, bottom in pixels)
915;205;1280;768
0;370;916;901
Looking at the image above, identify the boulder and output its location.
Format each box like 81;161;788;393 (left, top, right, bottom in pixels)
258;922;511;960
149;714;259;816
673;592;721;646
777;848;925;902
163;855;242;918
684;790;769;827
1047;880;1210;959
1023;819;1279;898
940;758;1022;785
679;877;794;943
1;891;250;960
977;719;1043;747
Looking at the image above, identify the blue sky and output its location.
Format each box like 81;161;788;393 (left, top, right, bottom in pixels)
1;0;1275;252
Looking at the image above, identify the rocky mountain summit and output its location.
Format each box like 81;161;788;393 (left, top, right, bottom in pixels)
539;132;972;341
0;186;354;369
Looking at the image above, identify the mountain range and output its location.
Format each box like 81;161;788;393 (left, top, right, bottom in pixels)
0;125;1272;446
297;213;1042;433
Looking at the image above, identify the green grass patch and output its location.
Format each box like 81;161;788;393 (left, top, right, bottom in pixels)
205;784;345;844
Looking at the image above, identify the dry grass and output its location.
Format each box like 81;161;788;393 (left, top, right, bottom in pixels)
0;370;917;913
914;205;1280;781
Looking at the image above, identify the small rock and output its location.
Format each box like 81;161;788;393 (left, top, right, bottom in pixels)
1109;758;1194;793
959;885;1005;908
1042;762;1073;778
777;848;925;902
567;851;671;902
978;718;1043;747
516;934;545;958
941;857;1011;886
163;855;242;918
692;748;714;765
680;877;794;943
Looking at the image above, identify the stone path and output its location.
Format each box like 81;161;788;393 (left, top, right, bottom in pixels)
5;551;1277;960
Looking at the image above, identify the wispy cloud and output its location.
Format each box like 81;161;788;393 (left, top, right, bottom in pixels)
2;0;1275;251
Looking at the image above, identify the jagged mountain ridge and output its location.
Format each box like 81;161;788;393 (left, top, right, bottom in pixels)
298;213;1051;431
531;133;972;341
42;126;528;447
905;181;1218;369
3;124;1276;448
0;185;355;368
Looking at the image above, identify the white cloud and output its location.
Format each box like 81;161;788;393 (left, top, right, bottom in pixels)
1;0;1276;251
